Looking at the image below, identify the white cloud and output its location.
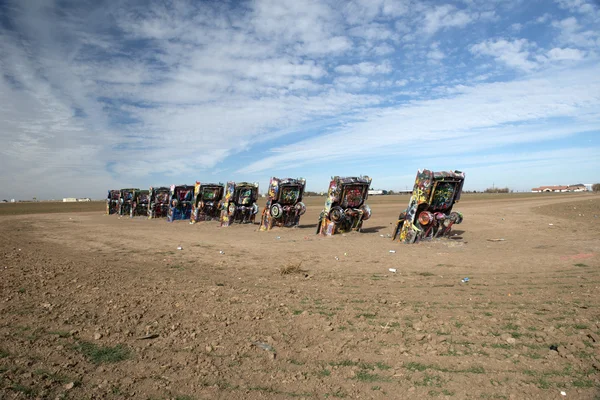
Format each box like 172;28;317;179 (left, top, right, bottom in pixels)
243;66;600;173
470;38;538;71
421;5;474;35
555;0;600;16
0;0;598;198
552;17;600;47
536;13;552;23
334;61;392;75
427;42;445;62
546;47;585;60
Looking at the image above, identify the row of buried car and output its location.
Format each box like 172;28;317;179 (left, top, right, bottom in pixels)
106;170;466;243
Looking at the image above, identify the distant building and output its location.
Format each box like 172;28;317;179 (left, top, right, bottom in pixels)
63;198;77;202
567;184;586;192
584;184;593;192
531;185;569;193
368;189;384;195
10;199;16;203
77;198;91;202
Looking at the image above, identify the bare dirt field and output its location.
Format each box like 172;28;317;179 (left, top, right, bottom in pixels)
1;194;599;399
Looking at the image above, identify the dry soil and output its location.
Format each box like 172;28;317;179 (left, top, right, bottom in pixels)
1;194;599;399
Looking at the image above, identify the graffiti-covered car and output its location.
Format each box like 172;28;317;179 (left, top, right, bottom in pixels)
317;176;372;235
131;189;150;217
220;182;259;226
148;187;170;219
118;188;138;216
191;182;225;223
167;185;194;222
392;169;465;244
260;177;306;231
107;190;120;215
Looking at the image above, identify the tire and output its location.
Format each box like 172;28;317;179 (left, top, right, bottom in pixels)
329;206;344;223
360;204;371;220
449;211;463;224
418;211;433;226
295;202;306;216
270;203;283;219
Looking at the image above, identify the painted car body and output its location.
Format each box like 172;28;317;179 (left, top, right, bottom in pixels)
131;189;150;217
106;190;120;215
220;181;259;226
167;184;194;222
392;169;465;243
260;177;306;231
317;176;372;236
118;188;138;216
191;182;225;223
148;187;170;219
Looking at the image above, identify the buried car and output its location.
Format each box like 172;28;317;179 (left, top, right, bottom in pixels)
118;188;138;216
191;182;225;223
317;176;372;236
106;190;120;215
167;184;194;222
220;182;259;226
148;186;170;219
392;169;465;244
260;177;307;231
131;189;150;217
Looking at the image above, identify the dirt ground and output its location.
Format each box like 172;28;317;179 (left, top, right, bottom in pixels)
1;194;599;399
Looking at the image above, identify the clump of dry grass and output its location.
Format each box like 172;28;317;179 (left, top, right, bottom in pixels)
280;262;306;275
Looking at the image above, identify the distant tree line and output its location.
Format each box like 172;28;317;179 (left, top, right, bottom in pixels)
592;183;600;193
484;187;511;193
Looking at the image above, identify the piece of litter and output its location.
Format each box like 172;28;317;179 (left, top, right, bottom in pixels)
252;341;275;351
389;250;396;253
276;236;281;240
219;250;224;254
549;223;553;226
389;268;397;273
252;341;276;358
344;252;348;256
335;256;339;261
177;246;183;250
560;391;566;396
380;234;385;237
461;277;470;283
487;238;505;242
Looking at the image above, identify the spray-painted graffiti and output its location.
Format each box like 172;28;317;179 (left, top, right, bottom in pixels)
167;184;194;222
220;182;259;227
392;169;465;243
118;188;138;216
131;190;150;217
191;182;225;223
148;187;170;219
260;177;306;231
317;176;372;236
106;190;120;215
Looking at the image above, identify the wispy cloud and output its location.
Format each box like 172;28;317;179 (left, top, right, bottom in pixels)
470;38;538;71
0;0;599;199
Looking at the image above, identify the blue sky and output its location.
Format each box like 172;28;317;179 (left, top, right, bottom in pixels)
0;0;599;199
